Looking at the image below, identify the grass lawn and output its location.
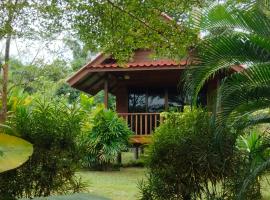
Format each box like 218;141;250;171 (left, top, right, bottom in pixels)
79;167;145;200
76;151;146;200
21;193;110;200
22;152;270;200
261;176;270;200
22;167;145;200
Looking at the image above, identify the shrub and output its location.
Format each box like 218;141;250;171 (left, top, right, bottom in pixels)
0;98;86;199
139;107;236;200
224;131;270;200
81;106;132;170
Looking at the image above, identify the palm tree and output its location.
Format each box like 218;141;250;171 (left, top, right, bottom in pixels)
185;2;270;130
185;2;270;199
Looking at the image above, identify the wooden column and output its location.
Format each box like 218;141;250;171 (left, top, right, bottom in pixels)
104;75;109;109
165;88;169;111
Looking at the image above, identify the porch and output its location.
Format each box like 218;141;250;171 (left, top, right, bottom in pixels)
67;49;192;147
119;112;163;145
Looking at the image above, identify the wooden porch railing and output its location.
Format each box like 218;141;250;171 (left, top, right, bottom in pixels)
119;113;163;135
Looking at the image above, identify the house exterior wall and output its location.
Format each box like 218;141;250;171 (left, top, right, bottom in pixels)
114;76;219;114
115;86;128;113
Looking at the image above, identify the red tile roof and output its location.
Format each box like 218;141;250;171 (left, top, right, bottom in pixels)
88;60;187;69
86;49;187;70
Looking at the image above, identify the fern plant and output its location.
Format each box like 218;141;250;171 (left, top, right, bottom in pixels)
81;105;132;170
0;98;85;199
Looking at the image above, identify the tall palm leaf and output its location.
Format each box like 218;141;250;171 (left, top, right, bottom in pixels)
185;2;270;198
185;2;270;128
217;64;270;129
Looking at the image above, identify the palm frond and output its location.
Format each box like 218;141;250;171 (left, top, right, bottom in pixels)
231;112;270;131
216;64;270;128
185;4;270;104
193;3;270;37
237;157;270;200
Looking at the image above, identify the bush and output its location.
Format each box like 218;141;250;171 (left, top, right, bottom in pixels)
139;107;236;200
121;151;146;168
0;98;86;199
81;106;132;170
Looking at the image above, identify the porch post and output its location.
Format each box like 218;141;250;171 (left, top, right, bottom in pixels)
165;88;169;111
104;75;109;109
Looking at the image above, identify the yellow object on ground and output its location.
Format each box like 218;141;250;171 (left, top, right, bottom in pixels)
0;133;33;173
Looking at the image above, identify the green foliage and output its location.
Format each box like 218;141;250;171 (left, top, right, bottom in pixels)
10;59;71;94
0;98;86;199
64;38;90;71
71;0;209;62
0;0;66;39
55;83;80;103
94;91;116;110
81;106;132;170
184;2;270;125
139;108;236;200
231;131;270;200
184;2;270;198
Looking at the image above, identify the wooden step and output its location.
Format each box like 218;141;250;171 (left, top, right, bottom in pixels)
130;135;152;145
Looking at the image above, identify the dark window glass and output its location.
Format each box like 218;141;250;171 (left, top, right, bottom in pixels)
128;89;146;113
128;88;188;113
168;88;184;111
148;89;165;113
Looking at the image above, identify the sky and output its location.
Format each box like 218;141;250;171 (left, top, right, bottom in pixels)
0;37;74;65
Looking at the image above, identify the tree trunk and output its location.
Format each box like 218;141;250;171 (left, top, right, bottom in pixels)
1;36;11;122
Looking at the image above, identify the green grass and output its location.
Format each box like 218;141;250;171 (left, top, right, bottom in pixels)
261;175;270;200
20;168;270;200
22;193;110;200
22;152;270;200
77;152;145;200
22;167;145;200
78;167;145;200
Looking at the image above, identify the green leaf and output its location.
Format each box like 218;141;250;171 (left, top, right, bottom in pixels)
0;133;33;173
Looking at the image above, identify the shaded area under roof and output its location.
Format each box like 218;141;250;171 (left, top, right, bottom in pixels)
67;49;188;95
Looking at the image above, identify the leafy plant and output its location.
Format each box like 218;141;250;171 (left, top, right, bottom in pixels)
81;106;132;170
184;2;270;128
230;131;270;200
184;2;270;198
139;108;236;200
0;133;33;173
0;98;86;199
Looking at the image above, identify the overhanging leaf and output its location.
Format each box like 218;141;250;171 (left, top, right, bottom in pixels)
0;133;33;173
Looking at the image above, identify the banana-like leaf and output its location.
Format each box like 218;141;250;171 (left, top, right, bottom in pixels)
0;133;33;173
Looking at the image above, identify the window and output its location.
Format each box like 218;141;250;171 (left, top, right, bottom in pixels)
148;89;165;113
128;88;184;113
168;88;184;111
128;89;146;113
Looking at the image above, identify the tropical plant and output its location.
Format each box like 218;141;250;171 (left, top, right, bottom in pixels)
81;106;132;170
0;97;86;199
236;131;270;199
184;2;270;198
0;133;33;173
185;2;270;126
0;0;67;120
139;108;236;200
0;88;33;177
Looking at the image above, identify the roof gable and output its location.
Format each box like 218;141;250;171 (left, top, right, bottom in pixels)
67;49;187;87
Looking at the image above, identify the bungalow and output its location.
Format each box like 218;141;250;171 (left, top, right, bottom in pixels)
67;49;231;144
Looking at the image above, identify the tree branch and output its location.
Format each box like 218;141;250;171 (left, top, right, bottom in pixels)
105;0;170;39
